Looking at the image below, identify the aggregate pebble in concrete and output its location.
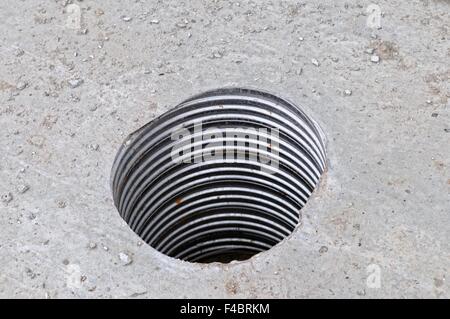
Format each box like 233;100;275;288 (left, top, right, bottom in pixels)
1;192;13;204
67;78;84;89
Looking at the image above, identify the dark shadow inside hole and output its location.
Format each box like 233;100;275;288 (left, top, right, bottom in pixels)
194;249;259;264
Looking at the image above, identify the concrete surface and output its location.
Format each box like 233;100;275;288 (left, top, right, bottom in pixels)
0;0;449;298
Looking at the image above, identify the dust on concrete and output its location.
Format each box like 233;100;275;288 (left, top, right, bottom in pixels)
0;0;449;298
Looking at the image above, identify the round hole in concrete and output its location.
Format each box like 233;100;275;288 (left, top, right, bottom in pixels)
111;88;326;263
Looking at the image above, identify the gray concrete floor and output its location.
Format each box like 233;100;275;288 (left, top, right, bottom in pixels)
0;0;449;298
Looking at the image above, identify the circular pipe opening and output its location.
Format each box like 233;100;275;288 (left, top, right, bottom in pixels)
111;88;326;263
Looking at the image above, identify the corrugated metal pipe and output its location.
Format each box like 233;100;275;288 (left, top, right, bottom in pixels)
111;88;326;263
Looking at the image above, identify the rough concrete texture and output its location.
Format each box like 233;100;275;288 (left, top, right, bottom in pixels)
0;0;449;298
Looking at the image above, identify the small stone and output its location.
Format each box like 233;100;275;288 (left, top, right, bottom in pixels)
16;184;30;194
1;192;13;203
370;55;380;63
175;22;187;28
356;289;366;296
365;48;375;54
319;246;328;254
80;275;87;282
16;81;28;90
119;252;133;265
426;100;432;105
431;113;438;118
344;89;352;96
57;200;67;208
14;48;25;57
95;9;104;16
88;242;97;249
311;58;320;67
25;268;36;279
67;78;84;89
89;144;100;151
150;19;160;24
122;16;132;22
103;245;109;251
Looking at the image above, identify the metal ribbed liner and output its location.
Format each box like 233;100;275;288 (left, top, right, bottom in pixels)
111;88;326;263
